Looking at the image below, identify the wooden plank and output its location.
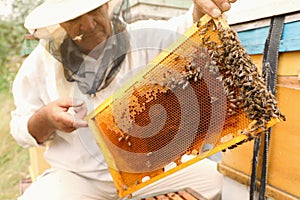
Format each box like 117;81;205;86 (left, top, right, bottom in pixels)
29;146;50;181
278;51;300;76
220;86;300;198
218;163;299;200
236;20;300;55
177;190;198;200
267;86;300;197
140;188;208;200
129;0;192;9
237;27;270;55
277;76;300;90
249;52;300;77
227;0;300;25
167;193;183;200
156;195;170;200
122;0;191;23
231;13;300;32
184;188;208;200
280;21;300;52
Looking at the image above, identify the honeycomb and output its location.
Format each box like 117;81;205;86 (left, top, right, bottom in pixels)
86;15;285;198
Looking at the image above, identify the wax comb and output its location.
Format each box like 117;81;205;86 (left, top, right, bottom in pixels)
86;15;285;198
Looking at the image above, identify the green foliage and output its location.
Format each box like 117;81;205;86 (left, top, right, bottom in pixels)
0;0;42;92
0;92;29;200
0;1;42;197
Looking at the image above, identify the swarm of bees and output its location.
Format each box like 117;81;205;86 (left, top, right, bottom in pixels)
126;18;286;149
189;19;286;146
198;20;285;134
90;17;286;197
104;19;286;152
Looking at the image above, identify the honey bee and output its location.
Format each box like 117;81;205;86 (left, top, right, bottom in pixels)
230;103;237;109
174;55;180;61
123;184;128;190
147;152;153;156
191;149;199;155
211;96;219;103
118;136;124;142
145;160;151;168
199;27;208;35
182;81;189;90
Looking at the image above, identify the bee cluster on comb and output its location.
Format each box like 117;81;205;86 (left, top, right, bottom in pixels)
194;19;285;145
88;16;285;198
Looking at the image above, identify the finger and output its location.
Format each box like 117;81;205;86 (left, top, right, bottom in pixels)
59;113;88;131
73;101;87;120
72;98;85;107
72;118;89;129
73;101;87;113
59;112;76;129
194;0;222;18
213;0;231;12
57;98;85;109
65;126;77;133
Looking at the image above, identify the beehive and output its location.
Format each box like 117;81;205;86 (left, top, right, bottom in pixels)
86;15;285;198
140;188;208;200
218;13;300;199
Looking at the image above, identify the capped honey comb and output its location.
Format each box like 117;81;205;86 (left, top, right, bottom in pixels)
86;15;285;198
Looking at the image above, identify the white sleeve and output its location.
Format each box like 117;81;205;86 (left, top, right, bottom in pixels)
10;44;46;148
124;5;195;68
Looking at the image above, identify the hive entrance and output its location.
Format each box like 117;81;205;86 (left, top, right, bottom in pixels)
87;15;285;198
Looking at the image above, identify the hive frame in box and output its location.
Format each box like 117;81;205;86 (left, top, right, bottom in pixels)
86;15;283;198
